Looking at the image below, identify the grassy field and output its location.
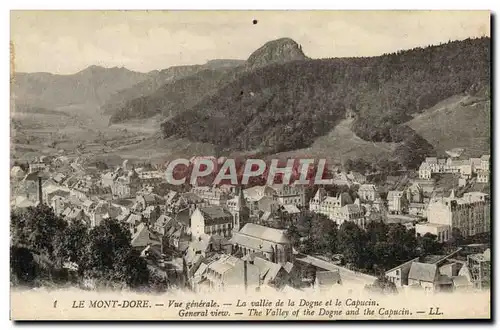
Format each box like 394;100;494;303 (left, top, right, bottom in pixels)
273;119;398;165
408;94;491;158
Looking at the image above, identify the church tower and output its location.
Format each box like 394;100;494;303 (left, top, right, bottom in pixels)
232;186;250;232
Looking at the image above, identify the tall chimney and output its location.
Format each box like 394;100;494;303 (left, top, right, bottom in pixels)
38;176;43;205
243;260;248;293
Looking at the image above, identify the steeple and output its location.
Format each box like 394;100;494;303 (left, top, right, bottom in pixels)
236;185;246;209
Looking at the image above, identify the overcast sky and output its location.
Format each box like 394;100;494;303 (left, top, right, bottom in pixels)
11;10;490;74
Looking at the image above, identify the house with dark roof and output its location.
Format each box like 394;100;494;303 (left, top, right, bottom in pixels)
190;205;234;239
137;193;165;210
385;257;420;287
358;184;378;202
153;214;174;236
407;262;439;291
203;254;260;292
131;223;162;249
230;223;293;265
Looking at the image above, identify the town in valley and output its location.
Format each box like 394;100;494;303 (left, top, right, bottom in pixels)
9;11;491;311
10;147;491;295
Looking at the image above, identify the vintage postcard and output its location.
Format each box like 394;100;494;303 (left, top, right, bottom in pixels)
10;10;491;320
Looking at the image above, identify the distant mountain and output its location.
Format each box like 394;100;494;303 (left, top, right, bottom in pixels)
11;104;70;117
11;66;149;109
108;68;234;124
102;59;244;116
246;37;308;69
160;37;490;168
107;38;308;124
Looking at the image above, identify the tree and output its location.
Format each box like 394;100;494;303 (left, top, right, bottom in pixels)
10;246;37;284
337;221;367;269
417;233;443;256
367;275;398;294
80;219;150;288
11;204;67;257
285;223;301;248
53;220;88;266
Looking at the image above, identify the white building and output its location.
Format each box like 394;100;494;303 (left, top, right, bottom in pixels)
415;223;451;242
270;184;306;207
309;188;352;220
480;155;490;172
419;163;432;180
190;205;234;239
426;190;490;237
358;184;378;202
230;223;293;264
477;170;489;183
387;190;405;214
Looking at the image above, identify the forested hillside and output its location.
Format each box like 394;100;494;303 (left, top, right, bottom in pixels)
103;59;245;117
161;38;490;160
108;68;236;123
107;38;307;124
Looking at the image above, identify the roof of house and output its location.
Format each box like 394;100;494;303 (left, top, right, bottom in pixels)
12;196;38;208
359;184;377;192
342;204;362;214
155;214;173;228
197;205;233;225
419;163;431;170
408;262;438;282
193;263;209;279
126;213;142;225
182;192;204;203
282;204;300;214
11;166;26;177
283;262;294;273
175;207;191;226
67;208;84;219
238;223;290;244
253;257;283;284
483;248;491;261
260;211;272;222
131;223;161;248
315;270;341;286
481;155;490;161
208;254;241;275
387;190;404;199
385;257;420;274
116;210;130;222
452;275;470;287
409;203;426;208
347;171;366;183
244;185;276;201
230;232;275;253
165;191;179;203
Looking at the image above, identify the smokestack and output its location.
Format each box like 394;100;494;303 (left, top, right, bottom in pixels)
243;260;248;293
38;176;43;205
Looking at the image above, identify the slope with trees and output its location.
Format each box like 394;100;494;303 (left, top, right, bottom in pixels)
10;205;160;291
161;37;490;166
108;38;308;124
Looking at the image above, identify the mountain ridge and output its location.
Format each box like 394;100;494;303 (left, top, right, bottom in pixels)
12;66;149;109
106;38;309;124
160;37;490;169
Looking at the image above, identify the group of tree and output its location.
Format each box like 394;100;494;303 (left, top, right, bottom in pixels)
10;204;167;292
286;212;445;276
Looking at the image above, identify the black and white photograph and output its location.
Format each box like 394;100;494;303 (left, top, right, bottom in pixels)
8;10;491;320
